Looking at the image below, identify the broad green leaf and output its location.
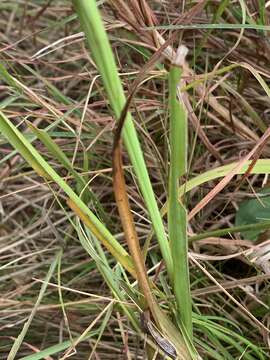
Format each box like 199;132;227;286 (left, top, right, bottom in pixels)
168;65;192;338
235;188;270;240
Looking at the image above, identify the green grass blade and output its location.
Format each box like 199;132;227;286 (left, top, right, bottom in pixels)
27;122;86;188
20;332;98;360
27;122;107;221
7;252;60;360
72;0;173;280
179;159;270;197
168;63;192;338
0;112;51;179
258;0;266;36
144;159;270;249
0;62;20;91
146;23;270;31
78;222;140;331
189;220;270;242
0;111;135;276
194;0;230;61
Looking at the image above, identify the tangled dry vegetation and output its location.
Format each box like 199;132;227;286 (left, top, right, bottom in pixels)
1;1;270;359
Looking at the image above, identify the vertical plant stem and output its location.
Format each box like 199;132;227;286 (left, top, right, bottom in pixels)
168;57;192;338
72;0;173;280
111;79;193;360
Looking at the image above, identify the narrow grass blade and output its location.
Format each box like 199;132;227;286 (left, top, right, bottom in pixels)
20;334;96;360
111;76;194;360
7;252;60;360
27;122;107;221
168;56;192;338
0;62;20;91
194;0;230;61
27;122;85;189
78;224;139;330
189;220;270;242
0;112;51;179
189;127;270;220
146;23;270;31
143;159;270;249
194;317;266;359
0;111;135;276
72;0;173;280
88;303;114;359
67;199;135;276
179;159;270;197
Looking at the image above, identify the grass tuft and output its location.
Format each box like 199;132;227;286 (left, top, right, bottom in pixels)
0;1;270;359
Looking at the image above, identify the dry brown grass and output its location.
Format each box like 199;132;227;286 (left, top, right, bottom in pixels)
1;1;270;358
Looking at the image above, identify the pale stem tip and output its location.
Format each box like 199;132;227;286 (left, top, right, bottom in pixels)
173;45;188;67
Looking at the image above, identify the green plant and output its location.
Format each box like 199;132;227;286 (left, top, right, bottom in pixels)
1;1;270;359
